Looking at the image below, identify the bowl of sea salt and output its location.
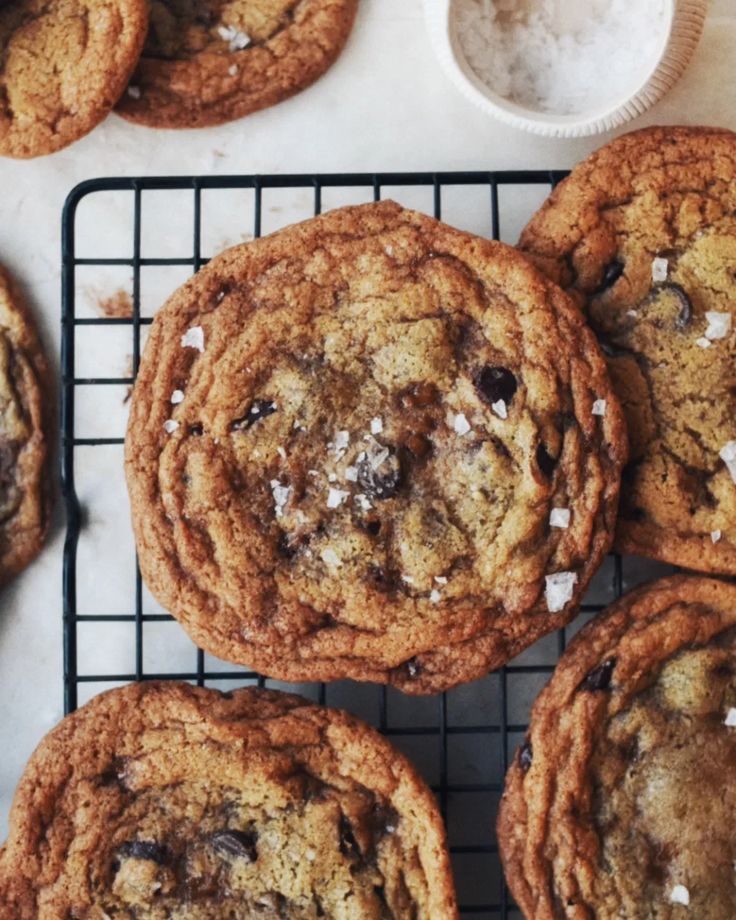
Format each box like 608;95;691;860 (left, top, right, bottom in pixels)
425;0;708;137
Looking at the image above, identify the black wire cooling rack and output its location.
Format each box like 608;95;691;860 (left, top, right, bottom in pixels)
60;171;652;918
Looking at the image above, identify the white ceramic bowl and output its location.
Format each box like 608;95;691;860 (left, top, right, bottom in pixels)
424;0;708;138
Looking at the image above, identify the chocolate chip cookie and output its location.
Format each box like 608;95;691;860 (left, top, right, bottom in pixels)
125;201;626;693
0;681;458;918
520;126;736;574
498;575;736;919
0;0;148;158
0;266;49;583
115;0;358;129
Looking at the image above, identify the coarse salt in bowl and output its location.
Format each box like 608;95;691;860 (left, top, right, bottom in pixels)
425;0;708;138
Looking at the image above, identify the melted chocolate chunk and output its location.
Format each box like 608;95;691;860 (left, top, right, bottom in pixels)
117;840;169;864
339;813;362;861
231;399;277;431
371;802;400;840
211;829;258;862
594;259;624;294
365;519;381;536
475;366;518;406
580;657;617;692
519;740;533;773
404;657;422;679
357;449;402;500
536;443;558;478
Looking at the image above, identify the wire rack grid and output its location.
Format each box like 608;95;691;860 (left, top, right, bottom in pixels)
60;170;651;918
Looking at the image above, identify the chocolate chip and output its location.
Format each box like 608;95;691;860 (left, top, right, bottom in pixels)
338;814;361;861
277;532;297;559
475;366;517;406
536;443;558;477
231;399;277;431
117;840;168;864
357;449;402;500
519;741;533;773
580;658;617;692
594;259;624;294
211;829;258;862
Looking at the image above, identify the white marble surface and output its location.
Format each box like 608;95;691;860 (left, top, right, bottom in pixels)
0;0;734;839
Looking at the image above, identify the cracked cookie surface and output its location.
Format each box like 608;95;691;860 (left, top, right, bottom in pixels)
125;201;626;693
0;0;148;158
0;681;457;919
520;126;736;574
0;266;49;582
115;0;357;128
498;575;736;920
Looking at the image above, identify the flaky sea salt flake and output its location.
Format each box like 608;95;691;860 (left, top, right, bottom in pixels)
696;337;712;349
545;572;577;613
720;441;736;484
711;530;722;544
429;589;442;604
228;64;239;76
180;325;205;352
277;446;286;460
218;24;251;51
434;576;448;585
345;466;358;482
370;417;383;435
334;430;350;453
163;419;179;434
453;413;472;436
492;399;508;420
651;257;669;283
327;488;349;509
321;547;342;568
724;708;736;727
550;508;571;529
127;85;141;100
669;885;690;906
705;311;732;341
355;494;372;511
592;399;606;417
170;389;184;404
270;480;291;518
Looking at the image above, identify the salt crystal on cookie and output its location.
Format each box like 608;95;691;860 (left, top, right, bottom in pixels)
545;572;578;612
